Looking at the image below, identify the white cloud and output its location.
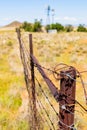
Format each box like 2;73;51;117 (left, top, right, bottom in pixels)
3;18;10;21
55;17;62;20
64;16;77;21
2;16;22;22
55;16;77;22
0;17;22;26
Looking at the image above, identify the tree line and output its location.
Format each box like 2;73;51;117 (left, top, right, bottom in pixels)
20;20;87;32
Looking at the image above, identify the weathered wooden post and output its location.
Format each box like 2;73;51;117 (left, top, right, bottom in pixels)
59;67;76;130
29;34;37;130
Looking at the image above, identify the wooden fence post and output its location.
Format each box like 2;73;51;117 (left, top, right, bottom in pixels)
59;67;76;130
29;34;37;130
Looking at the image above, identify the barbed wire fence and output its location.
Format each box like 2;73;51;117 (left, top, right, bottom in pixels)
16;28;87;130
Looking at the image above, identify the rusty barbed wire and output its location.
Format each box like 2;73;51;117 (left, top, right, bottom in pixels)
16;28;87;130
34;62;87;111
17;30;87;112
37;99;53;130
36;95;56;130
35;77;59;117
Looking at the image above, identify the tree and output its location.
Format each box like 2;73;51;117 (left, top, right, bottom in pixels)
77;24;87;32
45;23;64;32
55;23;64;32
33;21;42;32
51;24;56;29
45;24;51;32
65;24;74;32
21;21;32;32
20;20;42;32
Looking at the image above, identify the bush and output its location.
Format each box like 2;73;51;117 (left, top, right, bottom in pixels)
21;20;42;32
65;24;74;32
21;21;32;32
32;21;42;32
45;23;64;32
7;41;13;46
77;24;87;32
50;24;56;29
45;24;50;32
55;23;64;32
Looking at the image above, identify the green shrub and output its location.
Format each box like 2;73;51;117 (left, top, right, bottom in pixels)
45;23;64;32
65;24;74;32
0;111;9;127
21;21;32;32
32;21;42;32
77;24;87;32
45;24;50;32
21;20;42;32
6;94;22;111
7;41;13;46
17;120;28;130
55;23;64;32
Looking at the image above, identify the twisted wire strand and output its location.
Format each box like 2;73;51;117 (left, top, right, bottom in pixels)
18;33;87;97
16;29;87;130
59;120;75;129
22;43;87;112
36;95;56;130
36;99;52;130
35;77;59;117
34;62;87;112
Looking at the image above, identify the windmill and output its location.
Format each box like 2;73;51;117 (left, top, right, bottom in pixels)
46;5;51;25
51;9;55;24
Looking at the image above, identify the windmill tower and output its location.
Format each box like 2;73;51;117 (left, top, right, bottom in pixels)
52;9;55;24
46;5;51;25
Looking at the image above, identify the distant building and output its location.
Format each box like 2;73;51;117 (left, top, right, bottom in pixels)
48;29;57;33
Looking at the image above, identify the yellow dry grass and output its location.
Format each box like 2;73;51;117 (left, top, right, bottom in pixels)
0;27;87;129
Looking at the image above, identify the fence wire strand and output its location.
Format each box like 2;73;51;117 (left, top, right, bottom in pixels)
16;29;87;130
36;95;56;130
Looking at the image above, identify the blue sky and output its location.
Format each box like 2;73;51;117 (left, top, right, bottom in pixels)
0;0;87;26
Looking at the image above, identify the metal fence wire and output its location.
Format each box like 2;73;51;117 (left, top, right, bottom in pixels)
16;28;87;130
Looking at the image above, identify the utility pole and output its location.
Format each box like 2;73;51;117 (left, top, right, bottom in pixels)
29;34;37;130
59;67;76;130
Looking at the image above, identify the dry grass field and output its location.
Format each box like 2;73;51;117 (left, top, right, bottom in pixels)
0;27;87;130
